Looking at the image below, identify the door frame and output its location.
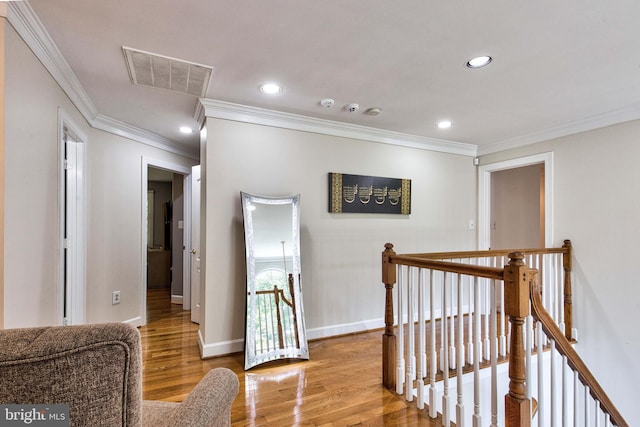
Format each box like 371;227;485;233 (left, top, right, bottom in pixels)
58;109;88;325
478;152;553;250
189;165;201;324
141;157;192;325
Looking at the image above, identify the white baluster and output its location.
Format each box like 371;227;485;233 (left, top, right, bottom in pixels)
584;385;590;427
526;313;533;407
442;272;450;427
557;254;564;333
406;267;415;403
563;355;568;427
466;266;474;365
537;321;545;427
483;274;491;361
594;400;601;427
550;340;557;427
472;276;482;427
499;257;507;357
490;279;498;427
417;268;426;409
574;371;579;427
449;271;456;371
429;270;438;419
456;273;465;427
396;266;405;395
560;356;569;426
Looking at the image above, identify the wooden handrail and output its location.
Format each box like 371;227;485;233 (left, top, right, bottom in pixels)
529;271;628;427
404;246;567;260
387;241;574;342
388;253;505;281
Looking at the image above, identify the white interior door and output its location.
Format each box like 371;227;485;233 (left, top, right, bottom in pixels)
190;165;201;324
62;121;86;325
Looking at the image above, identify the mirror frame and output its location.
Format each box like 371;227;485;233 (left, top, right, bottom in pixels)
241;192;308;370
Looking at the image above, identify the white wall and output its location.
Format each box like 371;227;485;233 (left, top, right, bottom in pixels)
85;130;195;324
4;23;85;327
480;120;640;426
199;117;477;353
4;22;197;327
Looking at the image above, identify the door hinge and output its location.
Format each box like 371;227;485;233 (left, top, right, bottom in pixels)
63;317;70;326
64;159;72;170
63;238;71;249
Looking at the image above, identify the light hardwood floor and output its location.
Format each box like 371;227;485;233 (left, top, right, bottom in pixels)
140;288;441;426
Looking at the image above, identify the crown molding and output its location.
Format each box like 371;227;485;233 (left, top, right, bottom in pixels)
197;98;478;157
93;115;199;160
8;1;98;122
479;102;640;156
8;1;198;160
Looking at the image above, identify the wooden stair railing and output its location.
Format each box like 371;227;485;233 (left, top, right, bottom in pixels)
528;268;628;427
381;241;627;427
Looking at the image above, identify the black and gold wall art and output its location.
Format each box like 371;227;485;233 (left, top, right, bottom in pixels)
328;172;411;215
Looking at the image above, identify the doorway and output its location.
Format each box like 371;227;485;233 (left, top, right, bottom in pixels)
490;164;544;249
478;152;553;250
59;110;87;326
141;158;194;325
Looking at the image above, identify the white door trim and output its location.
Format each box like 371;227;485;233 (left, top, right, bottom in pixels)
141;157;192;325
58;108;88;325
182;174;192;310
189;165;201;324
478;152;554;250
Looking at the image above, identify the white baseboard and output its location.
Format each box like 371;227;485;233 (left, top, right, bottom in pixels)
123;316;142;327
198;329;244;358
306;317;385;340
171;295;183;305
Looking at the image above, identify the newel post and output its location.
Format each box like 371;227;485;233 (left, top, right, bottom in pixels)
382;243;397;390
504;252;531;427
562;239;573;341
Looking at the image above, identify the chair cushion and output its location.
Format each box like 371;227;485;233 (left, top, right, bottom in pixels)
0;323;142;427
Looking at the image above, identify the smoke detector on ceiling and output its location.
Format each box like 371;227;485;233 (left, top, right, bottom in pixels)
320;98;335;108
122;46;213;97
346;103;360;113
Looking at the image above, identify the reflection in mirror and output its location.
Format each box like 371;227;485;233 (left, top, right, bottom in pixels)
241;192;308;370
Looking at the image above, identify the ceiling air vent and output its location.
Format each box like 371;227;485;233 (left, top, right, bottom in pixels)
122;46;213;97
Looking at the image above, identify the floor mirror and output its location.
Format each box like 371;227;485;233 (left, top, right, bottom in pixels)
241;192;308;370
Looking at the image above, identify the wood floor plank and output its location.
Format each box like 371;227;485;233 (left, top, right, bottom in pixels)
140;288;442;426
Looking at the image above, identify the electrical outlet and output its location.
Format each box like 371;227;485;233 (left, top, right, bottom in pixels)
112;290;121;305
468;220;475;230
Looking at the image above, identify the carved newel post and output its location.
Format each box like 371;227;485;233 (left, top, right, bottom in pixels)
504;252;531;427
382;243;397;390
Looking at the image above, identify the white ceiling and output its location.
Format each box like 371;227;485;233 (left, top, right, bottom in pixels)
16;0;640;157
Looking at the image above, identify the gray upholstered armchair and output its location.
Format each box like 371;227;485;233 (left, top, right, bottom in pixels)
0;323;239;426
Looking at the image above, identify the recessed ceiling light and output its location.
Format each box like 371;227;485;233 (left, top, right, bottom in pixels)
179;126;193;134
438;120;452;129
259;83;283;95
466;56;492;69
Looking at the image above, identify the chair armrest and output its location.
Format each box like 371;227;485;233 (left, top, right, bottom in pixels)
164;367;239;427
